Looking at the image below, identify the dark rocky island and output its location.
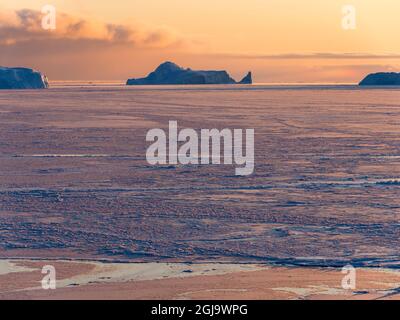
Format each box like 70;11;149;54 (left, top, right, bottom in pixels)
0;67;49;89
359;72;400;86
127;62;252;85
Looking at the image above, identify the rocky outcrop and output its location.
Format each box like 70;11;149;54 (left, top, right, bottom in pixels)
0;67;49;89
359;72;400;86
127;62;252;85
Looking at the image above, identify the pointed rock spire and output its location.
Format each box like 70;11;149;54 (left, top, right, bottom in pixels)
239;72;252;84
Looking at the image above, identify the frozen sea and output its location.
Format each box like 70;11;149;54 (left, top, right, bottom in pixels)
0;83;400;267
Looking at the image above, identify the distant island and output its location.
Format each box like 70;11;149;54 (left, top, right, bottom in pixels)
359;72;400;86
0;67;48;89
126;61;252;85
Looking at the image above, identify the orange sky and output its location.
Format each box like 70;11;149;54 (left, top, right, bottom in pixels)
1;0;400;82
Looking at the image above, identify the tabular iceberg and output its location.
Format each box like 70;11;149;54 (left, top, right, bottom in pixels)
0;67;49;89
359;72;400;86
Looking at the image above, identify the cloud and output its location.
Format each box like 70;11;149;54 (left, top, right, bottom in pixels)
313;64;397;71
0;9;183;48
208;52;400;60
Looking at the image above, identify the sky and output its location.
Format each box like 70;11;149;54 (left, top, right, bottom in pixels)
1;0;400;82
